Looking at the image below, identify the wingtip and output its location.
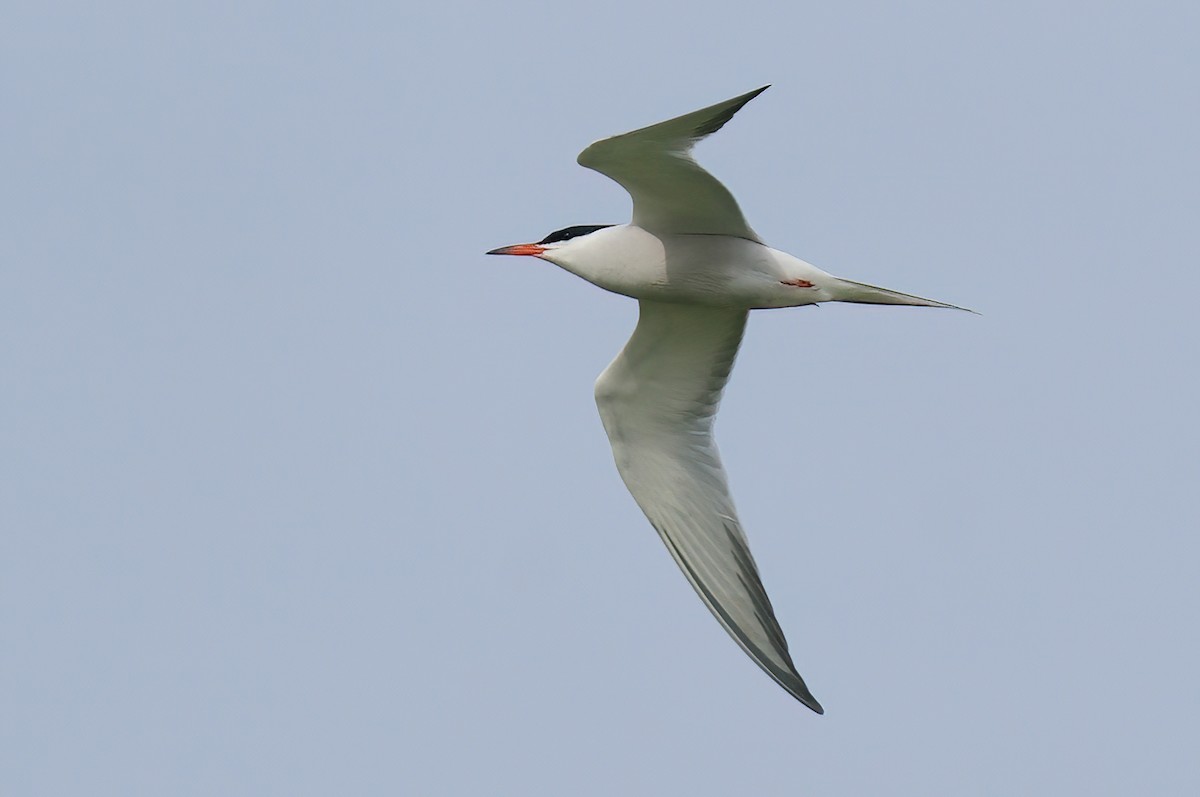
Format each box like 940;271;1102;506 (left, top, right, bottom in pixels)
770;660;824;714
689;86;772;139
734;85;771;105
735;85;770;105
789;683;825;715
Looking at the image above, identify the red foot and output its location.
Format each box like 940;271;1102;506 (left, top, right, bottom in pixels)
781;278;815;288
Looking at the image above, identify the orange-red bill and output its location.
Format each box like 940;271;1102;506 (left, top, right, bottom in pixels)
486;243;547;257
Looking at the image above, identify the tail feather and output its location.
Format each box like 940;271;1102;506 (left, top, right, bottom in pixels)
829;278;974;313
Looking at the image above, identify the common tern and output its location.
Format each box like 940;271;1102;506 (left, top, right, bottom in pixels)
488;86;965;714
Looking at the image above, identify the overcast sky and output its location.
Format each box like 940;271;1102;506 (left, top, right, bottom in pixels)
4;2;1199;795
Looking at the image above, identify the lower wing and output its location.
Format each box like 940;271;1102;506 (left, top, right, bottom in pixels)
594;300;822;712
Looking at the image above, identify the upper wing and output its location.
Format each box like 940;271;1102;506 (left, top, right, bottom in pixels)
577;87;768;243
594;300;822;713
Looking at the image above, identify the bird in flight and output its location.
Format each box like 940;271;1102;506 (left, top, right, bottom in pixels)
488;86;966;714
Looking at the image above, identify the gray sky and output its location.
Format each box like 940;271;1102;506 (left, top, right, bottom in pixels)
4;1;1199;794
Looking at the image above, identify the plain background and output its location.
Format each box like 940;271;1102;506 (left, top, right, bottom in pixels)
4;1;1198;794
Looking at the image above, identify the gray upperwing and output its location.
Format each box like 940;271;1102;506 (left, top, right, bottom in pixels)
576;87;768;242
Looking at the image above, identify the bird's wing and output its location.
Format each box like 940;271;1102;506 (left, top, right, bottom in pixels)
577;86;768;242
594;300;822;713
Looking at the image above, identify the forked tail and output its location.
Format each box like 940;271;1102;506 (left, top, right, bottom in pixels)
829;277;973;312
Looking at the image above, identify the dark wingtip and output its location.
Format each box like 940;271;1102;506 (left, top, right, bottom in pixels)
738;85;770;104
733;85;771;108
788;682;824;714
693;85;773;138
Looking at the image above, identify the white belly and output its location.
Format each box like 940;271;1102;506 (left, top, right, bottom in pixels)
541;225;838;308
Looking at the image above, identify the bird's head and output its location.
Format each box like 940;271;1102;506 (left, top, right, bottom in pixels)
486;225;616;263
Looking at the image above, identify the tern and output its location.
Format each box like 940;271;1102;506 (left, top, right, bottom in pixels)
488;86;965;714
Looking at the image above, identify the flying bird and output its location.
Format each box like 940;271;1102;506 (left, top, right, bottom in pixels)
488;86;966;714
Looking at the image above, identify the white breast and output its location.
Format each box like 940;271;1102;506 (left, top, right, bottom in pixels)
542;225;836;308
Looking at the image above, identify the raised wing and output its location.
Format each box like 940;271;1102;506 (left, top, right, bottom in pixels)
594;300;822;713
577;87;768;242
